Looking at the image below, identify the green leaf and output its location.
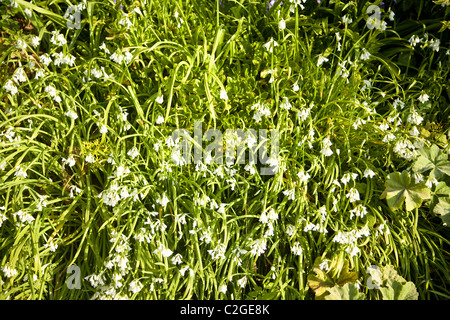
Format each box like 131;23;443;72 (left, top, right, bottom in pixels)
380;280;419;300
307;263;336;300
380;265;407;284
307;258;358;300
380;171;430;211
430;182;450;210
412;144;450;179
433;197;450;227
325;283;366;300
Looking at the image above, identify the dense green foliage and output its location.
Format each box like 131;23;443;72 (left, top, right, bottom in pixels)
0;0;449;300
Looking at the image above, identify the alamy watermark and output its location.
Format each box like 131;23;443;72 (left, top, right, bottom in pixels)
66;264;81;289
64;4;84;30
169;121;280;175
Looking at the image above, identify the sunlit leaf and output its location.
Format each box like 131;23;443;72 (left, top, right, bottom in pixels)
412;144;450;179
433;197;450;226
380;171;430;211
380;280;419;300
325;283;366;300
307;258;358;300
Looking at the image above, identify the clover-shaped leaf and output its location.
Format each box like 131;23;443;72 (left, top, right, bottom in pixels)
380;280;419;300
307;257;358;300
325;283;366;300
433;197;450;227
380;170;430;211
412;144;450;179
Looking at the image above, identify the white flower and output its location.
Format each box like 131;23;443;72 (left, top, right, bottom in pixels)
292;82;300;92
171;253;183;265
69;185;82;198
129;280;143;294
110;52;123;64
50;30;67;46
341;172;358;185
429;38;440;52
237;276;247;288
285;224;295;237
172;148;187;166
153;242;173;258
410;126;420;137
409;35;421;47
360;48;371;61
85;273;106;288
34;69;45;80
207;243;227;261
317;54;329;67
291;242;303;255
124;51;133;64
40;53;52;66
13;67;27;83
407;110;424;125
363;168;376;178
342;14;353;24
352;118;367;129
218;284;227;294
250;238;267;256
16;38;27;50
45;85;61;103
62;155;76;169
13;210;35;224
283;188;296;201
156;94;164;104
119;15;133;29
3;80;18;95
320;137;333;156
110;51;133;65
319;260;329;271
392;98;405;110
389;10;395;21
278;18;286;30
52;52;76;67
425;176;438;188
280;97;292;111
24;8;32;18
65;110;78;120
263;37;278;53
2;266;18;278
36;195;47;211
156;193;170;208
297;170;310;185
382;132;396;143
346;188;360;203
155;115;165;124
14;166;27;178
99;42;110;54
127;146;139;159
418;93;429;104
349;205;368;219
220;89;228;100
413;172;424;184
85;153;95;164
44;241;58;252
0;207;8;227
99;124;108;134
379;123;389;131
